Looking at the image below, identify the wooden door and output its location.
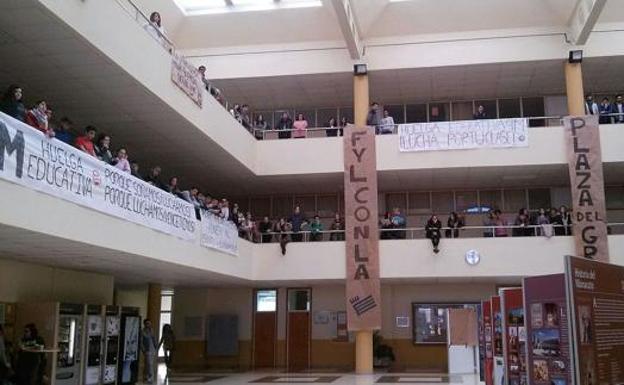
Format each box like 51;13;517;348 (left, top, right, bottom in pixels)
253;290;277;368
286;289;311;371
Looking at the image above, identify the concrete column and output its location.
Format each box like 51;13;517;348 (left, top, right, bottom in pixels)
353;71;374;374
147;283;162;334
565;61;585;115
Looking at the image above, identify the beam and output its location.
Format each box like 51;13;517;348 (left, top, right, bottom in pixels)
329;0;363;60
567;0;607;45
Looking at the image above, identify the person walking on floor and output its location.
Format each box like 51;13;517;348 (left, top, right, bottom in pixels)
158;324;175;371
141;319;158;384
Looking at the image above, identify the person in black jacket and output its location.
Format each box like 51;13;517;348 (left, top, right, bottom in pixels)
446;212;463;238
425;215;442;253
258;216;273;243
0;85;26;122
549;208;565;236
15;324;46;385
275;112;293;139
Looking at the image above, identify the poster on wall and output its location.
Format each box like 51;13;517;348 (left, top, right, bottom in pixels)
478;303;485;382
500;288;527;385
523;274;570;385
483;300;494;385
565;256;624;385
491;296;505;385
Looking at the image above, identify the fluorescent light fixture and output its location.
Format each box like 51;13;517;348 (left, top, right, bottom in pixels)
174;0;322;15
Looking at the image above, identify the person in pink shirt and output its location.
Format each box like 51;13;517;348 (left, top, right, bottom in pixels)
113;147;131;173
292;113;308;139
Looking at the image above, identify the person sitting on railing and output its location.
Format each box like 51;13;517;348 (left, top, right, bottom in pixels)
275;112;293;139
258;216;273;243
330;212;345;241
549;207;565;236
380;109;395;134
292;113;308;139
390;207;407;239
75;125;97;157
146;166;166;190
559;205;572;236
55;117;74;145
289;206;307;242
425;215;442;254
95;134;113;164
473;105;487;120
483;212;495;237
0;84;26;122
513;208;531;237
445;212;463;238
144;12;167;46
240;104;252;132
585;95;599;115
25;100;54;137
366;102;382;134
310;215;324;242
325;117;339;137
275;218;292;255
614;95;624;124
493;209;508;237
253;114;268;140
112;147;131;173
599;97;614;124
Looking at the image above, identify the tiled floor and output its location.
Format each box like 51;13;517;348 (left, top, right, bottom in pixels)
156;365;483;385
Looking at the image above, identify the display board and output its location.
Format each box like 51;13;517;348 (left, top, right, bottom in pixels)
491;296;505;385
566;256;624;385
482;300;494;385
523;274;571;385
478;303;486;382
500;288;527;385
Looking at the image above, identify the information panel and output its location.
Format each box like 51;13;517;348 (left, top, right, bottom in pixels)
566;256;624;385
523;274;571;385
483;300;494;385
492;296;505;385
501;288;527;385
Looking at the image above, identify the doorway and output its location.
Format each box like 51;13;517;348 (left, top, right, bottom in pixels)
253;289;278;369
286;288;311;371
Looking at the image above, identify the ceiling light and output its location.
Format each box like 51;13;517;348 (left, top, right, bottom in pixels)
568;50;583;64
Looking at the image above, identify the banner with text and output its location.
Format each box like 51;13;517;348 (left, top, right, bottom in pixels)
343;124;381;331
566;256;624;385
398;118;529;152
0;112;196;240
171;53;203;107
199;210;239;256
564;116;609;262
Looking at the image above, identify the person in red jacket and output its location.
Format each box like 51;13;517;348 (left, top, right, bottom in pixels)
25;100;54;137
75;126;97;157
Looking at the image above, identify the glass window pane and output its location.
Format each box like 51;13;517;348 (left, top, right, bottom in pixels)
429;103;449;122
386;193;407;213
294;196;316;218
522;97;545;127
503;189;527;212
256;290;277;312
413;304;451;344
498;98;521;118
338;107;353;124
479;190;502;212
451;101;474;121
272;196;293;219
406;104;427;123
606;187;624;209
384;105;405;124
250;197;271;218
474;100;497;119
408;192;431;215
528;188;551;210
432;192;454;215
317;108;338;128
455;191;478;213
288;290;310;312
317;195;338;218
161;295;172;311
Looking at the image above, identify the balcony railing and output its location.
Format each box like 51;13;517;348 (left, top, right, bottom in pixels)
250;223;624;243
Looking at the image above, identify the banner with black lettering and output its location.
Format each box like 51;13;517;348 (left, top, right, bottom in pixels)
171;53;203;107
343;124;381;331
564;115;609;262
199;210;239;256
0;112;196;240
398;118;528;152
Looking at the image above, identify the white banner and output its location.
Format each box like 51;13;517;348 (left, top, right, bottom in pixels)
199;210;239;256
171;53;203;107
0;112;196;240
398;118;529;152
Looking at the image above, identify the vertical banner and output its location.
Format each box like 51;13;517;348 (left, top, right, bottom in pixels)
500;288;527;385
343;124;381;331
565;256;624;385
482;300;494;385
523;274;571;385
171;53;203;107
563;115;609;261
492;296;505;385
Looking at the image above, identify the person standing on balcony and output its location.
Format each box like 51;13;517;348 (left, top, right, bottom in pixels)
330;212;344;241
493;209;508;237
1;85;26;122
112;148;131;173
549;208;564;236
366;102;382;133
95;134;113;164
513;208;531;237
339;116;348;137
144;12;167;45
599;97;614;124
259;216;273;243
146;166;165;190
275;111;293;139
380;109;395;134
75;125;97;157
559;205;572;236
275;218;292;255
289;206;307;242
584;95;599;115
292;113;308;139
390;207;407;239
310;215;324;242
197;65;222;100
240;104;252;132
483;211;495;237
325;117;339;137
446;212;463;238
614;94;624;123
55;117;74;145
473;104;487;119
425;215;442;253
25;100;54;137
253;114;268;140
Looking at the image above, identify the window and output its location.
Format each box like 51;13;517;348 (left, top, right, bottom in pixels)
412;303;478;344
256;290;277;312
317;195;338;218
528;188;551;211
294;195;316;218
406;104;427;123
158;289;174;357
384;105;405;124
317;108;338;127
455;191;478;213
428;103;449;122
250;197;271;218
386;193;407;213
288;289;310;312
174;0;322;15
503;189;527;213
498;99;521;119
338;107;353;124
408;192;431;215
522;97;545;127
479;190;502;212
474;100;497;119
432;191;454;214
451;101;474;121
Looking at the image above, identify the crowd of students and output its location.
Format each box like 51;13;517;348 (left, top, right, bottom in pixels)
584;94;624;124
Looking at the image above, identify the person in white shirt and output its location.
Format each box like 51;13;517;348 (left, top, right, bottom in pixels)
144;11;168;47
614;94;624;123
584;95;599;115
380;109;395;134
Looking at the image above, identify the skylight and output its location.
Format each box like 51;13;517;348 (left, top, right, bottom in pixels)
173;0;323;15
